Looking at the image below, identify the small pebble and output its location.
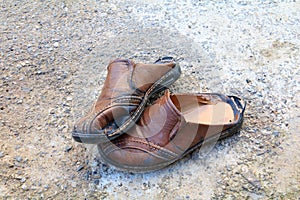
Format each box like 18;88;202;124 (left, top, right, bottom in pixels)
85;171;91;180
226;165;232;171
15;156;22;162
90;161;99;167
21;184;29;191
71;182;77;188
77;165;84;172
21;87;32;93
273;131;280;137
66;96;73;101
53;42;59;48
93;179;100;185
64;146;72;152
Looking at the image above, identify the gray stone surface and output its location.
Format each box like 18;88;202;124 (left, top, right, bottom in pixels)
0;0;299;199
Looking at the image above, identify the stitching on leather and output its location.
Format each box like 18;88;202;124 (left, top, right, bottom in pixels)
99;146;177;171
88;96;142;120
113;98;141;103
104;138;179;158
95;102;140;113
103;141;177;159
88;96;142;121
114;95;143;100
87;102;140;131
104;145;174;161
103;139;176;156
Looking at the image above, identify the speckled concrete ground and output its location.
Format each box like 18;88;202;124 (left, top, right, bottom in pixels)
0;0;299;199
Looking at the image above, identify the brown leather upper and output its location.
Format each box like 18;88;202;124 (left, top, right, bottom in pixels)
73;59;175;138
98;90;244;169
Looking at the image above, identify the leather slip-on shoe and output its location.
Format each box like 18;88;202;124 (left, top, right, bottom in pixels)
97;90;246;172
72;57;181;144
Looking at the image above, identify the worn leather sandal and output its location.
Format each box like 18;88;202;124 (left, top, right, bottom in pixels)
97;90;246;172
72;57;181;144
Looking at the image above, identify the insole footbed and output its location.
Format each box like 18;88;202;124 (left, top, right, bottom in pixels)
181;102;235;125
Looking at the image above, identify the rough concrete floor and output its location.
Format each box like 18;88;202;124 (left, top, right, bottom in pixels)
0;0;299;199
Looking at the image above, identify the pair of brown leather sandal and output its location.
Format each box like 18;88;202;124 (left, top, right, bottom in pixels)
72;57;246;172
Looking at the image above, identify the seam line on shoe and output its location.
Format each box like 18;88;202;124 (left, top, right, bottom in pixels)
104;139;179;158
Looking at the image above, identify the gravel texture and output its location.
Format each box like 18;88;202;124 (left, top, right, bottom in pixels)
1;0;299;199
